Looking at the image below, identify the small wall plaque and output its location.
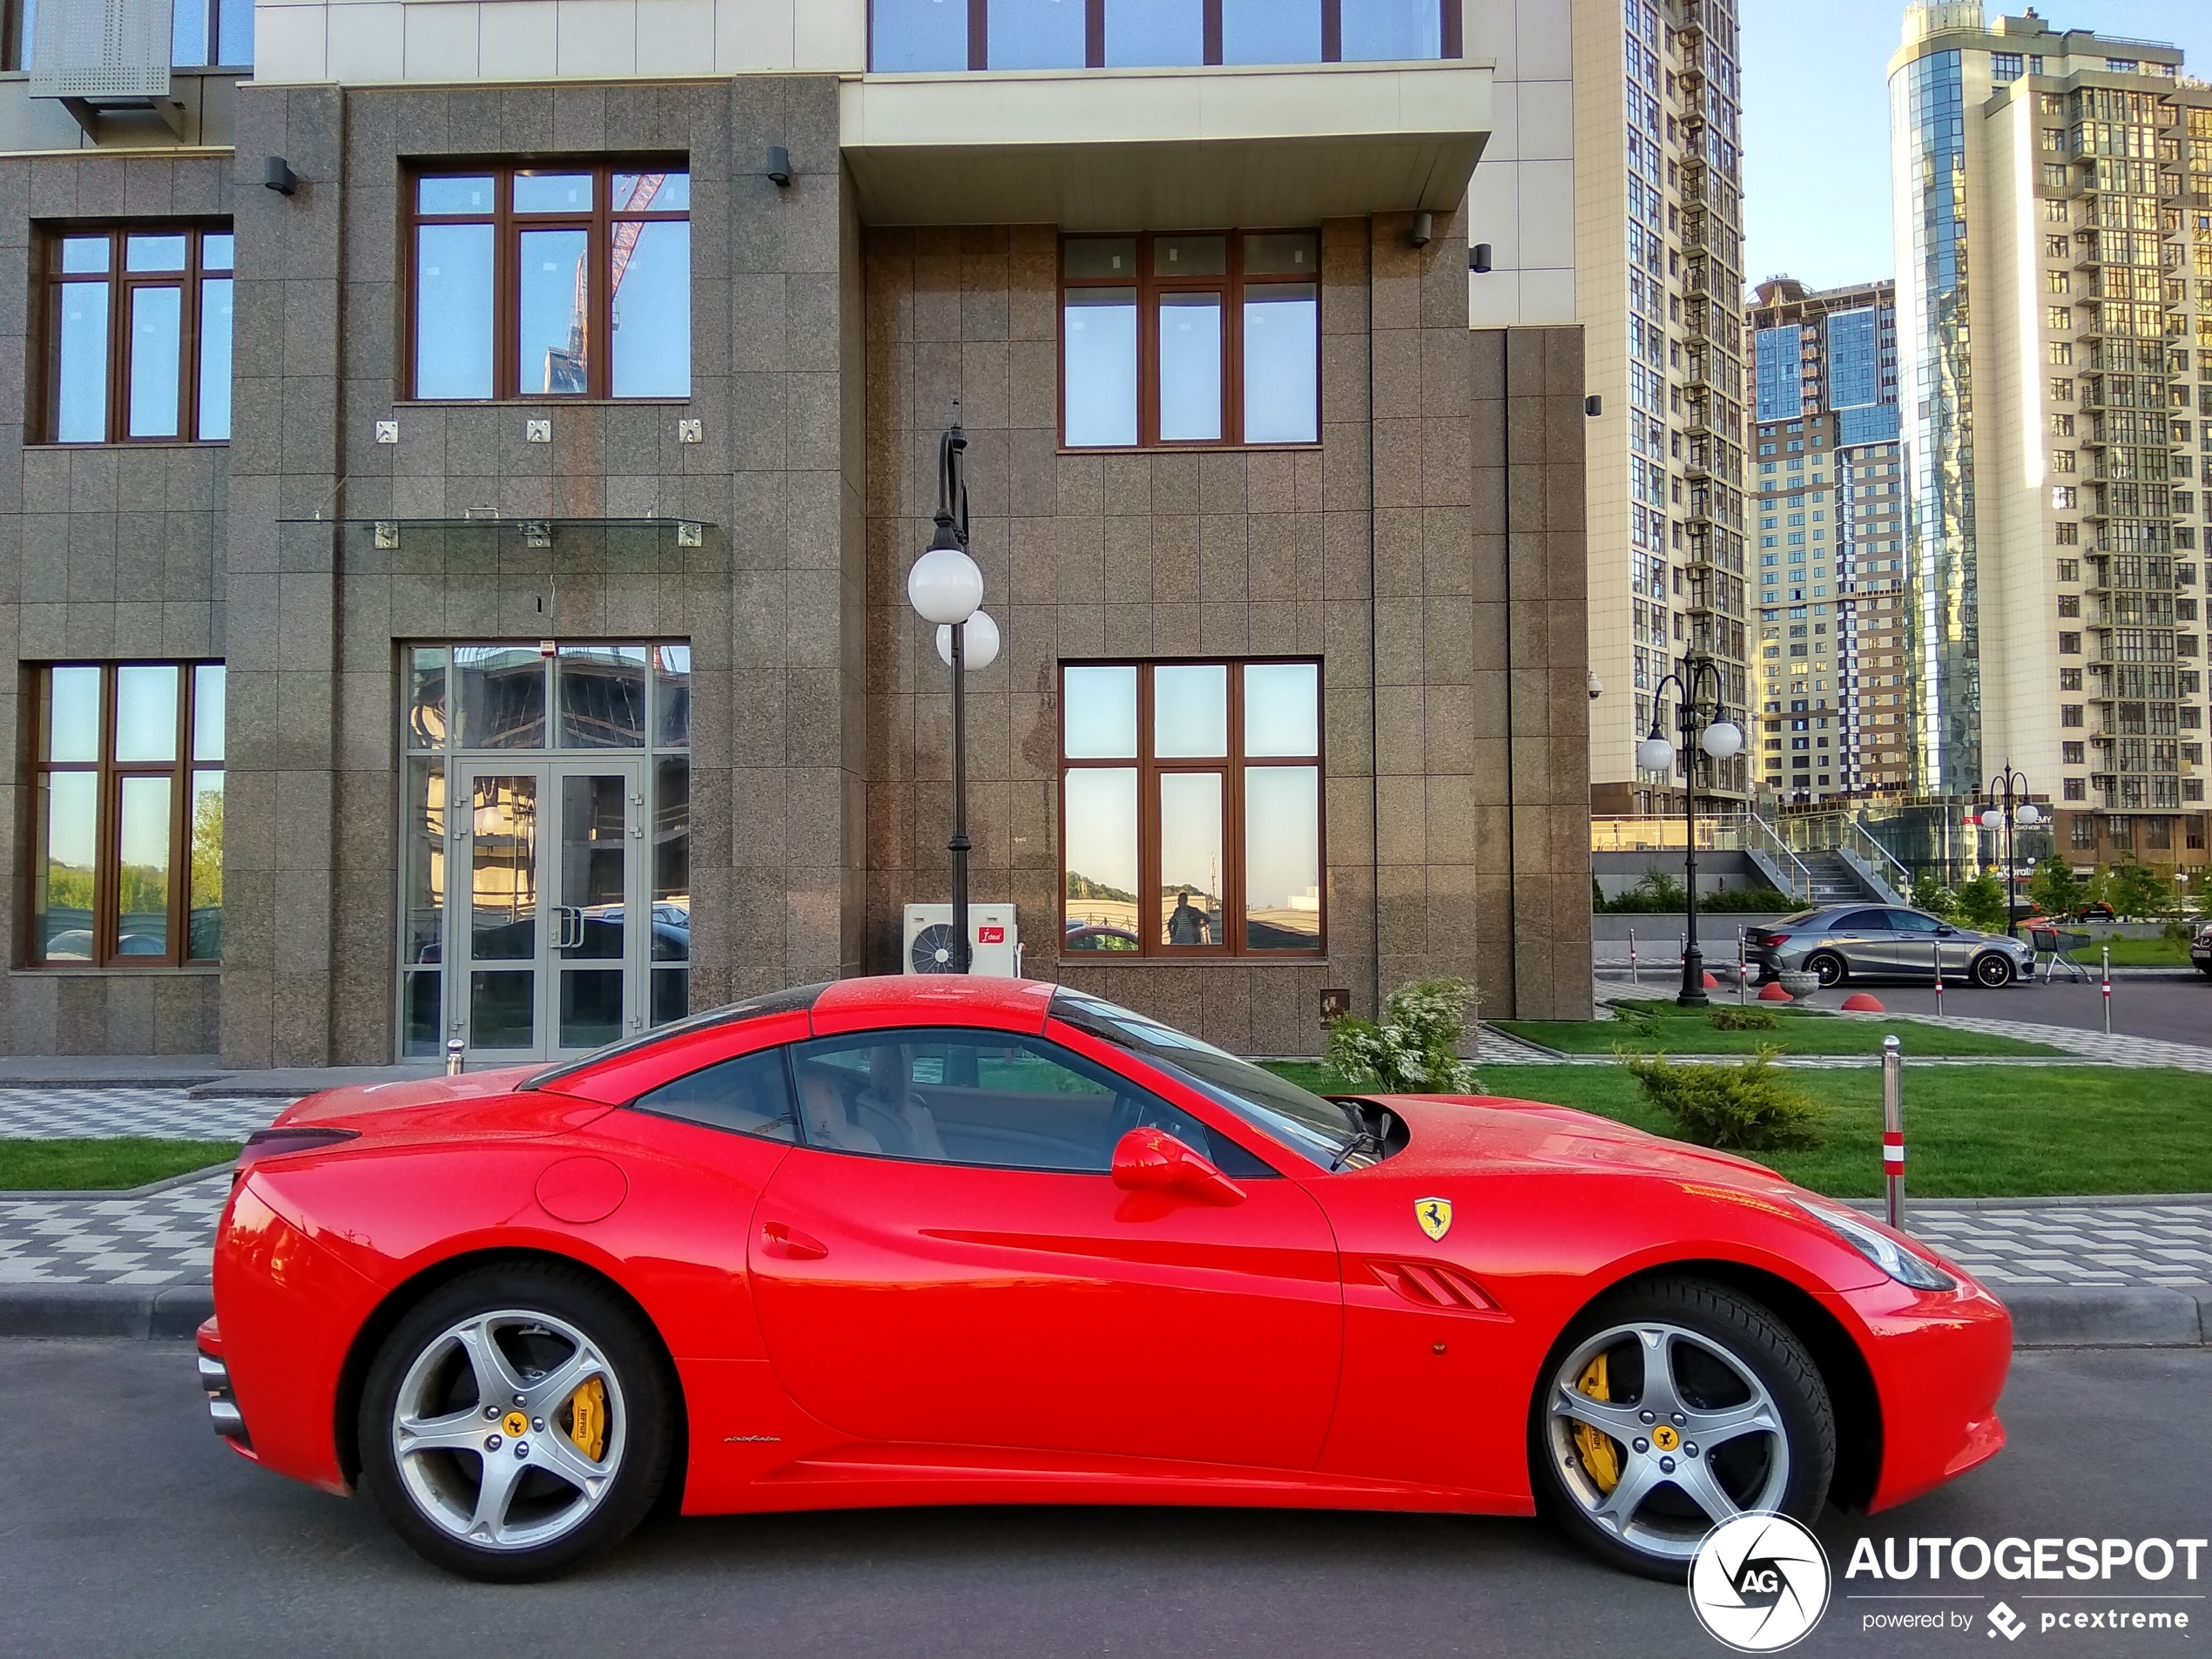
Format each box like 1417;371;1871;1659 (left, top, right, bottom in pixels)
374;420;399;445
678;419;703;443
525;418;551;443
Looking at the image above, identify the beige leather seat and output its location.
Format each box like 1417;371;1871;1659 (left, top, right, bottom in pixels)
795;1068;882;1154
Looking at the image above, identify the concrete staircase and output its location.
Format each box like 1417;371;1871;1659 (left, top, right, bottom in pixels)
1800;849;1877;907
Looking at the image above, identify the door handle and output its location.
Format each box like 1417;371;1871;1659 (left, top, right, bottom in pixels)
759;1221;828;1261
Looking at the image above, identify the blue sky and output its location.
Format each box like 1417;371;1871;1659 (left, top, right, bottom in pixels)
1743;0;2212;291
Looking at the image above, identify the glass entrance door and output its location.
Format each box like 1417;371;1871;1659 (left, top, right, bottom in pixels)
452;758;646;1062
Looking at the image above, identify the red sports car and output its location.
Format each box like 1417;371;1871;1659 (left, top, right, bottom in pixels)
199;977;2011;1582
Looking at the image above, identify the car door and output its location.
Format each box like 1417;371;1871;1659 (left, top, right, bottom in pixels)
1825;907;1898;974
747;1025;1344;1472
1885;908;1950;979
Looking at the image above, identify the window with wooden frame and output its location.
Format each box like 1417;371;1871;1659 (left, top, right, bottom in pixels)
871;0;1461;72
407;162;691;402
29;663;226;968
37;226;233;444
1062;232;1320;449
1060;660;1324;958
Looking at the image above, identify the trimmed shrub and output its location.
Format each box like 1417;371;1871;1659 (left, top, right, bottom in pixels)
1622;1048;1824;1150
1709;1007;1779;1031
1325;977;1480;1093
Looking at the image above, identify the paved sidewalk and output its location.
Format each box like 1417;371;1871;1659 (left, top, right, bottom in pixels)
0;1088;282;1141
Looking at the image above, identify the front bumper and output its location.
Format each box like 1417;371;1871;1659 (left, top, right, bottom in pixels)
1839;1272;2013;1512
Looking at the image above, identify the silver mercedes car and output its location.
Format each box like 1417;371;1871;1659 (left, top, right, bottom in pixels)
1749;905;2036;988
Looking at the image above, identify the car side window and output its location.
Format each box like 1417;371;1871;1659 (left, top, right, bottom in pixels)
1886;909;1942;934
1834;909;1890;932
788;1028;1274;1177
629;1048;799;1143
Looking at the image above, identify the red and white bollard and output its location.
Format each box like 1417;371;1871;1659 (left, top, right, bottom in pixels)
1629;928;1638;987
1881;1034;1905;1229
1931;941;1944;1020
2101;945;2112;1035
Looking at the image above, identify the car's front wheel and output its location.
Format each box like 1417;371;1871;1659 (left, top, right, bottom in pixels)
1530;1277;1835;1581
1970;953;2014;988
359;1262;676;1581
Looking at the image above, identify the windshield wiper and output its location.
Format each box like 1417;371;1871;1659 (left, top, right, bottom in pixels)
1328;1130;1386;1172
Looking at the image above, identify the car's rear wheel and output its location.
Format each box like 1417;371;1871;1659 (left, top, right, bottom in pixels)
359;1263;675;1581
1804;950;1847;988
1530;1277;1835;1581
1970;953;2013;988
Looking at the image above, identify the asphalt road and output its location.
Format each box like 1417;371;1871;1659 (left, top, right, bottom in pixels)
1;1339;2203;1659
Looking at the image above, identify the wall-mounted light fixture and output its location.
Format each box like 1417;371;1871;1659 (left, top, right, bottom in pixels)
1469;242;1492;273
1409;211;1433;248
766;145;792;187
1584;395;1603;417
265;157;297;196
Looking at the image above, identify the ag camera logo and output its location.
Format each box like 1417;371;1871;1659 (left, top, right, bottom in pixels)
1689;1512;1832;1653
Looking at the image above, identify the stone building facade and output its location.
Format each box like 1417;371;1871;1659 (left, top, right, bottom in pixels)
0;1;1592;1065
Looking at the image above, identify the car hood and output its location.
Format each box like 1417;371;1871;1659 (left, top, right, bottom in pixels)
1353;1092;1804;1196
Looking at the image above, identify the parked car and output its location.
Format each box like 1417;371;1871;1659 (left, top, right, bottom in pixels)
2075;902;2116;921
1748;905;2034;988
2192;921;2212;979
200;977;2010;1583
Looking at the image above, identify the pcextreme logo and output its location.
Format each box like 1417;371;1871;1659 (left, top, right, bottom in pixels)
1689;1512;1831;1653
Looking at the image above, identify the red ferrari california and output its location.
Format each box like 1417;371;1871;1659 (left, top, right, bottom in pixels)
200;977;2011;1581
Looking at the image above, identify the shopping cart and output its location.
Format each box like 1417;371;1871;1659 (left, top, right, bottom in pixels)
2029;925;2093;983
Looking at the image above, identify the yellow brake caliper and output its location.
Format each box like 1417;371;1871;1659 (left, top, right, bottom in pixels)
1573;1353;1622;1493
565;1377;608;1461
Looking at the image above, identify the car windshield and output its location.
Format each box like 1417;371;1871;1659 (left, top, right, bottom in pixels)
1049;988;1360;1170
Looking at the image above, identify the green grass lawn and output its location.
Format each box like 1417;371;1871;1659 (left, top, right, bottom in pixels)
2067;935;2192;968
1493;999;2065;1058
0;1138;239;1191
1258;1061;2211;1197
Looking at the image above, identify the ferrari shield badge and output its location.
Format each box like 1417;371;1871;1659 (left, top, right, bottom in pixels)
1415;1197;1453;1241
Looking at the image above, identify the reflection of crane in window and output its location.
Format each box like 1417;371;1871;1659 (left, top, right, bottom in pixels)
542;172;667;395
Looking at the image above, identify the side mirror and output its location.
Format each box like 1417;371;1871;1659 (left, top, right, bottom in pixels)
1935;926;1957;936
1110;1127;1245;1206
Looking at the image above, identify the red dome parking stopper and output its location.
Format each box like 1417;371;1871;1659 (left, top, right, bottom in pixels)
1841;993;1885;1012
1757;981;1794;1002
1703;972;1721;989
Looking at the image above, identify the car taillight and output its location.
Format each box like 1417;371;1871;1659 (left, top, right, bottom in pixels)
234;1126;358;1180
1757;933;1791;948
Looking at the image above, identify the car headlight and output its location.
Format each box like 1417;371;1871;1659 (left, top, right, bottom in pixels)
1801;1202;1957;1291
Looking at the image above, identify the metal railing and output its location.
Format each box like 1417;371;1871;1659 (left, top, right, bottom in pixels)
1588;813;1812;903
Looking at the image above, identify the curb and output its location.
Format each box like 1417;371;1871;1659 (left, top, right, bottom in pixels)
0;1283;212;1339
2003;1287;2209;1348
0;1283;2198;1347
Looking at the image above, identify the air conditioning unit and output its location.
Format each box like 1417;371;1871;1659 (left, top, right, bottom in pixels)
902;904;1021;978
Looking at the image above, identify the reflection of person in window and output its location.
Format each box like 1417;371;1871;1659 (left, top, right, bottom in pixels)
1167;887;1211;946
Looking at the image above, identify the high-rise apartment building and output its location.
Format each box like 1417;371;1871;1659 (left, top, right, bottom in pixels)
1889;3;2212;872
1577;0;1752;815
1745;279;1910;802
0;0;1598;1062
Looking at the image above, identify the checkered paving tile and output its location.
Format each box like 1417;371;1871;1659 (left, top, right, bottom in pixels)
1898;1203;2212;1289
0;1170;229;1285
0;1089;283;1142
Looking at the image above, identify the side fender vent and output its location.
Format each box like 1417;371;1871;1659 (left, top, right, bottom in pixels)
1366;1258;1500;1312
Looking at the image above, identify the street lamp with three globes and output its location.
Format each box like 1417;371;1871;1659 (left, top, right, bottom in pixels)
906;409;1000;974
1636;649;1744;1008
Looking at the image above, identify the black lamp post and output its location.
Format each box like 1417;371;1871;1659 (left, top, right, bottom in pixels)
907;411;997;973
1979;763;2041;940
1638;649;1743;1008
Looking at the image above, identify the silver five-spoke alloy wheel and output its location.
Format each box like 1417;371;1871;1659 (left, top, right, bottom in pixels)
389;1308;627;1554
1545;1319;1790;1565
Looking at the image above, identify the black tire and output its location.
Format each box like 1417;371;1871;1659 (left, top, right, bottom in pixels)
1970;953;2013;988
1804;951;1847;988
1528;1276;1835;1581
359;1262;677;1582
